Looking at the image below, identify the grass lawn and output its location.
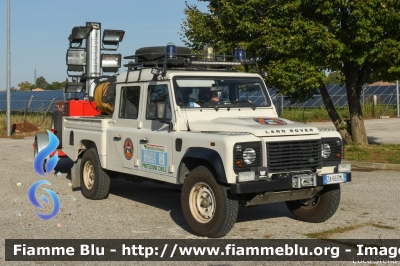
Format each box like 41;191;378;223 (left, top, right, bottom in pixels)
344;144;400;164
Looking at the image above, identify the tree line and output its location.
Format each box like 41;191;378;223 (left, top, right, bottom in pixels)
11;77;68;91
180;0;400;146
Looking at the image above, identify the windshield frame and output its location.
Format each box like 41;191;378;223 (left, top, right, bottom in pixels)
172;76;272;109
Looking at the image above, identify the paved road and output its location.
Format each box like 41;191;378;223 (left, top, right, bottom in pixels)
308;118;400;144
1;137;399;265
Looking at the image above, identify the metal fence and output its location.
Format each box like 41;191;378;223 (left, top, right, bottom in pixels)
269;84;399;108
0;90;85;113
0;84;398;113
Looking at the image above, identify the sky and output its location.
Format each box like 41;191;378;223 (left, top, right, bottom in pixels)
0;0;208;89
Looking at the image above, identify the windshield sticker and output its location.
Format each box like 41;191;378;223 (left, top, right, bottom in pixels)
123;138;134;160
254;118;287;125
141;143;168;174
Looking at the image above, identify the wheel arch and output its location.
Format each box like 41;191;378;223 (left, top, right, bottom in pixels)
78;140;105;167
178;147;227;185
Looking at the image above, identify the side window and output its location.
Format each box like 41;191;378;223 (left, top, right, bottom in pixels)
119;86;140;119
146;84;172;120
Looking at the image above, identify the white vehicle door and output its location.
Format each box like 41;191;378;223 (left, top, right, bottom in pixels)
137;81;174;182
109;85;142;170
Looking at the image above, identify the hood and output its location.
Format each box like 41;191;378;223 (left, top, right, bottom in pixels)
189;117;319;137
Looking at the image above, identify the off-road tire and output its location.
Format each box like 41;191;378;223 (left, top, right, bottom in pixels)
135;46;191;63
285;184;341;223
80;148;110;200
51;111;63;149
181;166;238;238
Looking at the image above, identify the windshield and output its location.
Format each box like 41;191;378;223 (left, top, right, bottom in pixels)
173;77;271;109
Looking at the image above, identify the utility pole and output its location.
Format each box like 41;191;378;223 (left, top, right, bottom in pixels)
7;0;11;136
397;80;399;118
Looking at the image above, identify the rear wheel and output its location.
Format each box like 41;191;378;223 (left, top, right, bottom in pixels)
285;184;341;223
80;148;110;200
181;166;238;238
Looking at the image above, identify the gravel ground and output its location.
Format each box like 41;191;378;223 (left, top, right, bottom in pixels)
308;118;400;144
1;136;399;266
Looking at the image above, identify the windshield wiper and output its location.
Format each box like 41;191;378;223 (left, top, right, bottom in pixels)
233;100;256;110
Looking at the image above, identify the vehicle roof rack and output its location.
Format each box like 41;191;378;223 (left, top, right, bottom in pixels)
123;52;258;78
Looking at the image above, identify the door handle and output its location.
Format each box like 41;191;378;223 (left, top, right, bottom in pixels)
113;135;121;141
140;138;148;144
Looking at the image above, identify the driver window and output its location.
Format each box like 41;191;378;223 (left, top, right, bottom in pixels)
146;84;172;120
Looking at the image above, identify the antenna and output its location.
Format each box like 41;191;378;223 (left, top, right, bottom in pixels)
34;68;37;88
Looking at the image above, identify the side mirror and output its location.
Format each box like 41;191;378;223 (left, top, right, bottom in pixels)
155;102;167;122
273;101;282;116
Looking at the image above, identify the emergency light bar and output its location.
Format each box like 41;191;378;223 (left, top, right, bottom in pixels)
190;60;242;66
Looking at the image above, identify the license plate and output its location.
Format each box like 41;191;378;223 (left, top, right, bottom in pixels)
323;173;347;184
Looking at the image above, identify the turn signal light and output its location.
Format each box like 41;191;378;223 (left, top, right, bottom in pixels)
235;159;243;167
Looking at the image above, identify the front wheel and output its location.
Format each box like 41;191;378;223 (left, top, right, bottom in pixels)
181;166;238;238
80;148;110;200
285;184;341;223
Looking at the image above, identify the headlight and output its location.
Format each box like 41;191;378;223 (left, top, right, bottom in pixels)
321;143;331;159
243;148;256;164
233;141;261;172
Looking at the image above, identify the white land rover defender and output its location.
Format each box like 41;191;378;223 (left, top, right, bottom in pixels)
40;42;352;238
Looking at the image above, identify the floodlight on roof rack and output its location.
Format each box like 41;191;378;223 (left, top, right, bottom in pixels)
65;82;85;93
66;49;86;73
68;26;92;47
102;29;125;49
101;54;121;72
66;49;86;66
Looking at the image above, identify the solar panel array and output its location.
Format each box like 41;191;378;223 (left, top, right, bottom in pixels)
0;90;84;113
0;85;398;112
269;85;399;107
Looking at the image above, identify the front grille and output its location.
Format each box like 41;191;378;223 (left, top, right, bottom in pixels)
266;140;322;173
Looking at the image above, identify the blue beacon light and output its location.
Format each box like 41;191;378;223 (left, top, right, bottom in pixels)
235;47;246;61
165;42;177;59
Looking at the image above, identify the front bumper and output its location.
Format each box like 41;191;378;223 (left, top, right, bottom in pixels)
230;172;351;194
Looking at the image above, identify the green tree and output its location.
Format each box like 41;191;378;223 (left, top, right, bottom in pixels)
49;80;67;90
51;81;61;90
35;76;49;90
17;81;32;91
327;72;344;85
181;0;400;145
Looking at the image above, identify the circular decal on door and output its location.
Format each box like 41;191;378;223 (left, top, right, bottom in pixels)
254;118;287;125
123;138;134;160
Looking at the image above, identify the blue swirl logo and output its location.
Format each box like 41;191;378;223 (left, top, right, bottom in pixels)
33;130;59;176
28;180;60;220
31;130;60;220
